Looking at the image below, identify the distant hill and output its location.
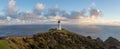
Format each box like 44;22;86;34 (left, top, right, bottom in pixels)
0;29;120;49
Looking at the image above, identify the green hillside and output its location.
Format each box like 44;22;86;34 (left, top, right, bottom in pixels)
0;40;11;49
0;29;119;49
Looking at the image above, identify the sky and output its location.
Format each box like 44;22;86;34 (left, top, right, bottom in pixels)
0;0;120;25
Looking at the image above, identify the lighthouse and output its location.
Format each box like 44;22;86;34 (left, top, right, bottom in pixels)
57;20;62;30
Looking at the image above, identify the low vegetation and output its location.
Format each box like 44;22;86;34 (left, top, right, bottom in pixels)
0;40;11;49
0;29;119;49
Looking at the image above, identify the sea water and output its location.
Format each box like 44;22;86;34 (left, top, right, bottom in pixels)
0;24;120;41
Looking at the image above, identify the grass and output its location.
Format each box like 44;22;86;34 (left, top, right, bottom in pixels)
0;40;11;49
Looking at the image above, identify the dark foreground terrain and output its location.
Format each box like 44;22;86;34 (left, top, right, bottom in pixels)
0;29;120;49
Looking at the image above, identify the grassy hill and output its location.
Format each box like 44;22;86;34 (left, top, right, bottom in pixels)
0;29;119;49
0;40;11;49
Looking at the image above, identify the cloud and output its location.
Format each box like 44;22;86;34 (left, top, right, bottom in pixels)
16;3;46;24
69;9;86;19
33;3;45;15
48;15;68;20
0;15;6;20
0;0;114;25
44;5;60;16
89;3;102;19
3;0;19;18
1;1;103;25
59;10;70;17
44;6;86;19
70;11;81;19
35;3;45;10
14;2;102;25
8;0;15;7
18;11;46;21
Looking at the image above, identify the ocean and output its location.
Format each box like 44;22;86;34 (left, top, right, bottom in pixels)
0;24;120;41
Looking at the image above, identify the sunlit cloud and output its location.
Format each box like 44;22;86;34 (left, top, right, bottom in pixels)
35;3;45;10
33;3;45;15
0;0;120;25
3;0;19;18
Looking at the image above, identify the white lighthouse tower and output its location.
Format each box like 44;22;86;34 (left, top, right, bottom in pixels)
57;20;62;30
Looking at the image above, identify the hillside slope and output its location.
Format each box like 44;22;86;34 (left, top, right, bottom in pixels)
4;29;109;49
